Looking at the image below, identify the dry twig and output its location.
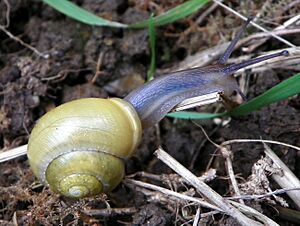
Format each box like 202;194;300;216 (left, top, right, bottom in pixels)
212;0;296;48
227;188;300;201
154;147;264;226
0;145;27;163
248;10;300;52
0;26;48;59
82;207;137;217
197;125;244;205
222;139;300;152
0;0;47;58
125;178;222;212
221;139;300;208
263;143;300;208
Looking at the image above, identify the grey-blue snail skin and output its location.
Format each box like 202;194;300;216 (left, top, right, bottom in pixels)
125;50;288;128
27;18;289;198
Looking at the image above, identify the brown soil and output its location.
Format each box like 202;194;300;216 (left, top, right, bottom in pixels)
1;0;299;225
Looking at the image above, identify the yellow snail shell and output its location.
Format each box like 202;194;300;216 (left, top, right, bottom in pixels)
27;98;142;198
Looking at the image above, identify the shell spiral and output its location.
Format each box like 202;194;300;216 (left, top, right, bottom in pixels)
27;98;142;198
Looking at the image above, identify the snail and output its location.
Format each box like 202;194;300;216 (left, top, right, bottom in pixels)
27;19;289;198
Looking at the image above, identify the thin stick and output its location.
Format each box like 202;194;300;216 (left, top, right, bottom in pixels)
197;125;244;205
279;14;300;29
0;26;48;59
0;145;27;163
229;201;279;226
237;28;300;49
212;0;296;48
3;0;10;27
129;168;217;184
125;178;222;212
221;139;300;152
221;139;300;208
192;207;201;226
173;92;221;112
195;0;222;25
0;0;46;58
263;143;300;209
82;207;137;217
154;147;262;226
227;188;300;201
247;9;300;52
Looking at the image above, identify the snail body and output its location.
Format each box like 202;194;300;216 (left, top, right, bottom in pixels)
27;18;288;198
125;65;239;128
126;49;288;128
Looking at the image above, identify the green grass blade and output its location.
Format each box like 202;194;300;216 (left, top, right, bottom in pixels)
43;0;127;28
147;14;156;81
130;0;210;28
43;0;209;29
168;72;300;120
168;111;224;119
229;72;300;116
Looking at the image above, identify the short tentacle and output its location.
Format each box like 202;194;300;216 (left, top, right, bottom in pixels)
218;17;253;65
